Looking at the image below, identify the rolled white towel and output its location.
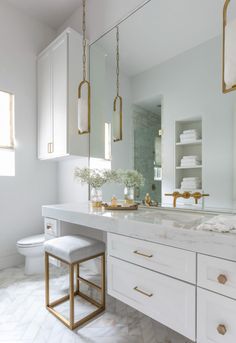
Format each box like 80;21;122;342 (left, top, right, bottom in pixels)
195;215;236;233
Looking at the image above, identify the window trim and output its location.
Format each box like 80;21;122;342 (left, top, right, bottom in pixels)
0;90;15;150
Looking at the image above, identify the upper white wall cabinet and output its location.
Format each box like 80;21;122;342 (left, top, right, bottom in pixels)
37;28;89;160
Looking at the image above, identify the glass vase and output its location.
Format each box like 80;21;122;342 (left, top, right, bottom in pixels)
124;186;135;205
91;187;103;208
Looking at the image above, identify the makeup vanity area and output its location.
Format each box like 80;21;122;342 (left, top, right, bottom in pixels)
39;0;236;342
42;203;236;342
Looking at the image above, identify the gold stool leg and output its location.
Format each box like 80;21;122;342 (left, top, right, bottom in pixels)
45;252;49;307
101;253;106;308
76;263;80;293
69;264;74;329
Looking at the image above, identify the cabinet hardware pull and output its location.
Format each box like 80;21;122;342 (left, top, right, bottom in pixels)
133;286;153;297
217;324;227;335
46;224;52;230
217;274;228;285
133;250;153;258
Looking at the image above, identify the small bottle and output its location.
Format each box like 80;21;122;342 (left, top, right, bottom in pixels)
111;196;117;207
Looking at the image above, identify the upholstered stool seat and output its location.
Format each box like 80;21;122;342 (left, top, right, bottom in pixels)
44;235;106;330
44;235;105;263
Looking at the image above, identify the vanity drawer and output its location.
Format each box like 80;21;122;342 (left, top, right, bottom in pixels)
198;254;236;299
197;288;236;343
107;233;196;283
44;218;58;237
108;256;195;341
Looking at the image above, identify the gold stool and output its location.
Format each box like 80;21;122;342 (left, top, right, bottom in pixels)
44;235;106;330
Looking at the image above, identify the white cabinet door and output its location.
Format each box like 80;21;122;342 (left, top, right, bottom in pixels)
51;34;68;158
38;52;52;159
197;288;236;343
108;256;196;341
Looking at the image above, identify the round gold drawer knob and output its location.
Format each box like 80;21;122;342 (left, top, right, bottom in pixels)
217;274;228;285
217;324;227;335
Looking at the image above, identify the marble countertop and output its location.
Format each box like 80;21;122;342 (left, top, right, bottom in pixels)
42;203;236;261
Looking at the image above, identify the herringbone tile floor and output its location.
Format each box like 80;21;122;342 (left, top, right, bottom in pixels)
0;264;192;343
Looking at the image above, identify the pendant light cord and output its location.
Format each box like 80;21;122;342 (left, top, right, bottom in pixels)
82;0;87;81
116;26;120;97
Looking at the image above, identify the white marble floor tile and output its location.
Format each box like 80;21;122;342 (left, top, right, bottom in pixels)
0;265;193;343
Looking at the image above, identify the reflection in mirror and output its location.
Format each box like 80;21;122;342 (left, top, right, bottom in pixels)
90;0;236;212
133;97;162;204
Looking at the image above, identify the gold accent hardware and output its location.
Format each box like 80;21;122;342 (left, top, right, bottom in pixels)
217;274;228;285
133;250;153;258
113;26;123;142
165;191;209;208
222;0;236;93
47;142;53;154
78;79;91;134
144;193;152;207
78;0;91;134
134;286;153;298
45;251;105;330
217;324;227;336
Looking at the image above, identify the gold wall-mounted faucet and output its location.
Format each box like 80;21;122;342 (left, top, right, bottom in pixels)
165;191;209;208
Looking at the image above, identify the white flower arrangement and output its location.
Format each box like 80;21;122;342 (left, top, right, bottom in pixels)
74;168;117;189
117;169;145;188
74;167;144;189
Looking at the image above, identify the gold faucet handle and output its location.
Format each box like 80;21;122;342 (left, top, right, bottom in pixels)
165;192;180;197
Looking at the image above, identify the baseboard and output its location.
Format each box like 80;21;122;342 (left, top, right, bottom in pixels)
0;252;24;270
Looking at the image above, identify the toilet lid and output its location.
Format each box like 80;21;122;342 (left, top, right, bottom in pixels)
17;234;45;247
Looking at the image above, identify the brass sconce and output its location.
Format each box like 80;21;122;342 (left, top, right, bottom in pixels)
223;0;236;93
78;0;91;134
113;26;123;142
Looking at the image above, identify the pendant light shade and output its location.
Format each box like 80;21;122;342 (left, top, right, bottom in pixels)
112;26;123;142
78;80;90;134
78;0;90;135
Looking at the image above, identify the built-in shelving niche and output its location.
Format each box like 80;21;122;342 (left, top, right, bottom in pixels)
175;118;202;193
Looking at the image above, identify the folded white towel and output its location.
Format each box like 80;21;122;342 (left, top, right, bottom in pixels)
181;181;200;186
183;129;198;134
181;183;200;188
180;133;199;138
181;158;201;163
195;215;236;233
180;138;199;144
183;177;200;181
180;162;201;167
182;155;198;160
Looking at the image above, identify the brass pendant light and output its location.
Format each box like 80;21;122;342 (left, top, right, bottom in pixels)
78;0;91;134
113;26;123;142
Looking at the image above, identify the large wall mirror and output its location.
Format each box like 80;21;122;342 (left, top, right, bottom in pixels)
90;0;236;212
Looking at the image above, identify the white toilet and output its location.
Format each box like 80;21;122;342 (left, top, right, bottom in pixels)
17;234;45;275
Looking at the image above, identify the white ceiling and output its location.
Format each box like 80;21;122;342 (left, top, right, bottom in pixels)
94;0;236;76
6;0;82;29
